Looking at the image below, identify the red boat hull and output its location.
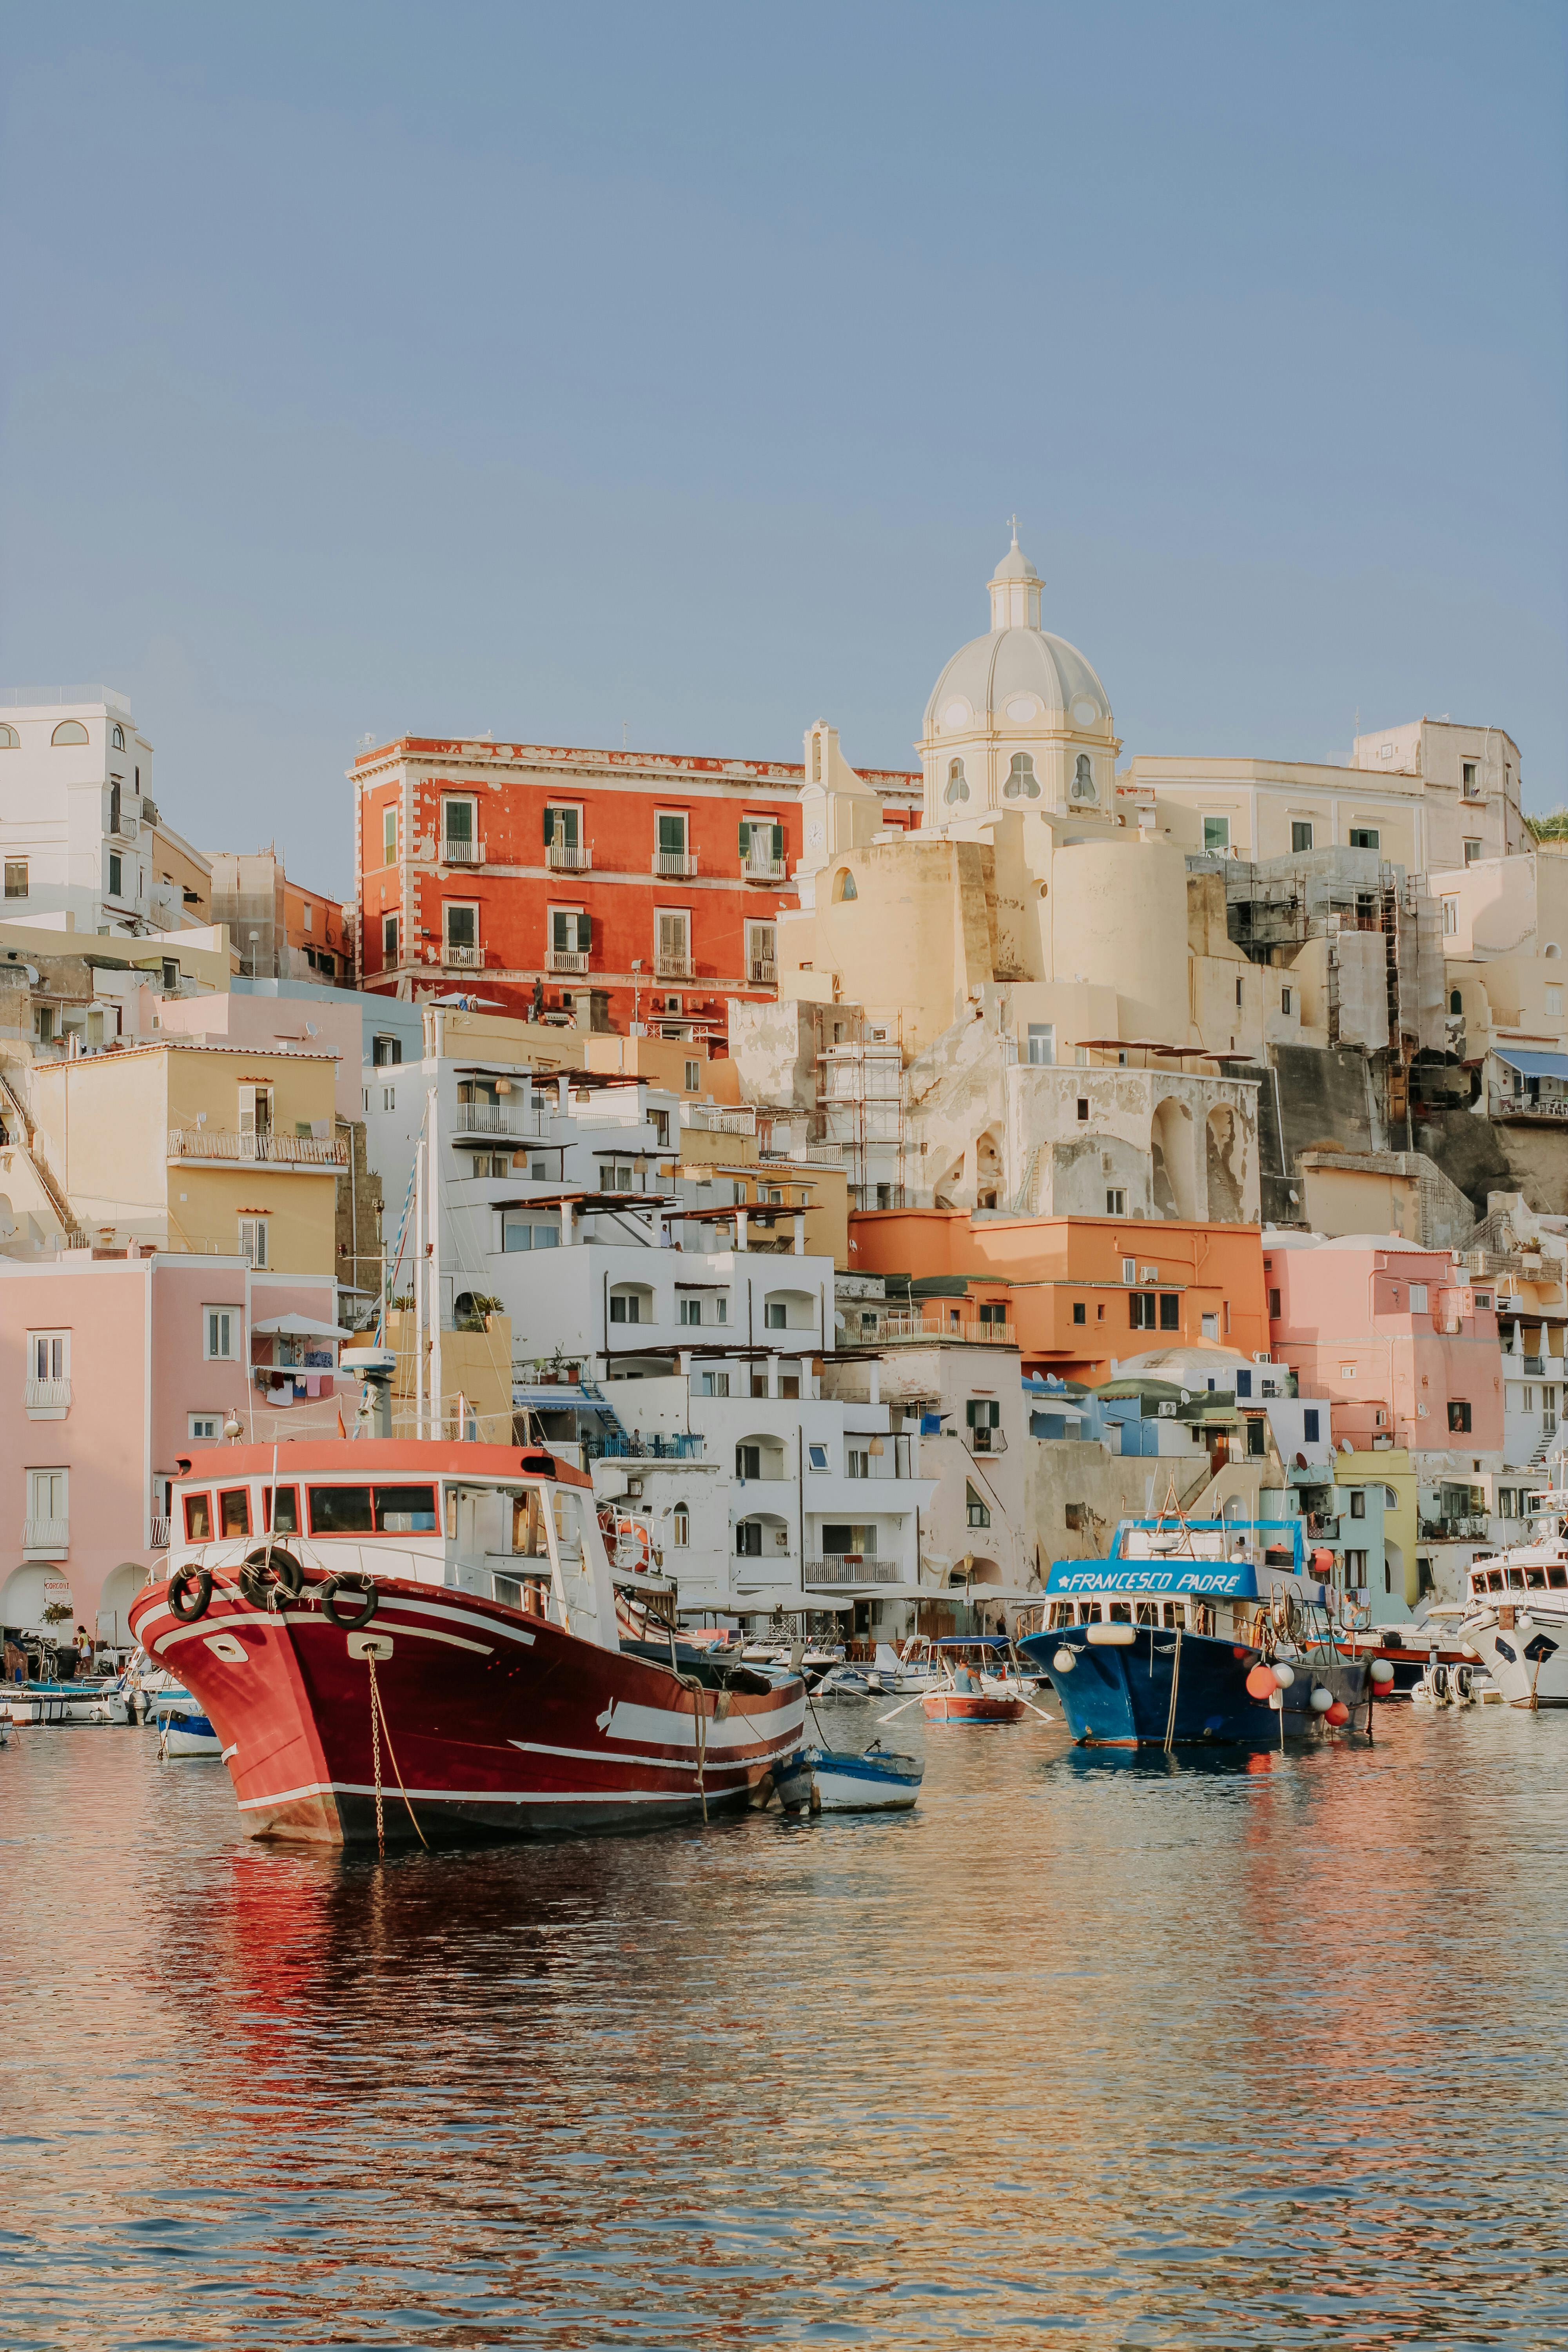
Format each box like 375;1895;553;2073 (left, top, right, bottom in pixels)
128;1573;805;1848
922;1691;1027;1724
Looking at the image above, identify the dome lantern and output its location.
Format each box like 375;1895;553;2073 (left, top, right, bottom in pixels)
989;518;1042;632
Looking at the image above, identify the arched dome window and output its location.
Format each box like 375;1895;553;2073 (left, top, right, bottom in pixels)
111;724;125;751
1546;943;1562;961
51;720;88;747
945;758;969;805
0;726;17;750
833;869;857;902
1070;752;1096;803
1003;753;1040;800
1450;989;1463;1016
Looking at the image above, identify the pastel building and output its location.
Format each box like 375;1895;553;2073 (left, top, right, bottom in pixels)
0;1250;353;1651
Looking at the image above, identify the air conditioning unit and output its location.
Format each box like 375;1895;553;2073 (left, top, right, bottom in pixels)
1252;1351;1272;1365
1140;1265;1158;1283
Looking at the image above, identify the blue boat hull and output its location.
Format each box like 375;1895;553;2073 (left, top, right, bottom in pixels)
1016;1627;1370;1749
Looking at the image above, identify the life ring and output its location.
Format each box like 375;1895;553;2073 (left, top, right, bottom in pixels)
167;1568;212;1624
320;1574;379;1631
239;1546;305;1609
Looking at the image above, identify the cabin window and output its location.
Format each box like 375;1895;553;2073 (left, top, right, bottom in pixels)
311;1485;374;1533
377;1485;439;1532
1108;1601;1133;1622
308;1483;439;1534
1549;1566;1568;1590
493;1573;523;1611
1507;1567;1525;1590
1135;1601;1158;1624
219;1488;251;1537
1526;1567;1547;1590
263;1486;300;1534
512;1490;550;1557
183;1492;213;1541
1162;1601;1183;1628
1486;1569;1504;1592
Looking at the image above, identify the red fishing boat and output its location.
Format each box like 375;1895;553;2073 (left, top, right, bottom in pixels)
920;1644;1029;1724
127;1438;804;1849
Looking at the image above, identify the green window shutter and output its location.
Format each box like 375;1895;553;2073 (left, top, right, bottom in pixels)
552;911;567;950
543;807;555;845
738;821;751;858
771;824;784;860
576;913;592;952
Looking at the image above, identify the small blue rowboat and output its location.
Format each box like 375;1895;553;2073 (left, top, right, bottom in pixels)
152;1695;222;1759
774;1740;923;1813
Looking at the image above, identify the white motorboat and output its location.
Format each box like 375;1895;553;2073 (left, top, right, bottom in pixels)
1441;1485;1568;1708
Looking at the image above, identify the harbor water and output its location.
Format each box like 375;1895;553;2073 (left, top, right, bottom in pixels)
4;1706;1567;2349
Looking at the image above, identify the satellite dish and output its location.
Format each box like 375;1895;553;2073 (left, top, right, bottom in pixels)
1294;1451;1308;1470
305;1021;318;1038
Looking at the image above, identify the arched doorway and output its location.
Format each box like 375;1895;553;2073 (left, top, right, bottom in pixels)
1151;1098;1197;1220
1205;1105;1244;1221
97;1562;151;1646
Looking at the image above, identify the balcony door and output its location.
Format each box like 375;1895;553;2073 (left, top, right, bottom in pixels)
657;911;690;976
238;1083;273;1138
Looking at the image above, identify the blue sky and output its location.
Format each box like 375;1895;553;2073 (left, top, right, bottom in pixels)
2;2;1564;893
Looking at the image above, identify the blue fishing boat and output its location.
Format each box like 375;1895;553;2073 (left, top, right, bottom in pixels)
1014;1514;1372;1750
773;1740;924;1811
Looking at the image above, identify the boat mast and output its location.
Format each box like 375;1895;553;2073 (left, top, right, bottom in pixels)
428;1084;443;1440
413;1112;425;1435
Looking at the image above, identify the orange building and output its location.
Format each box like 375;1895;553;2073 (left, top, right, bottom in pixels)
848;1209;1269;1382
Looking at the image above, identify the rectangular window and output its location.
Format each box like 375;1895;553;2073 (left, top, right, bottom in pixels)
1026;1023;1055;1066
1291;822;1313;853
1409;1282;1428;1313
183;1492;213;1541
1440;898;1457;936
1303;1408;1319;1442
847;1446;869;1479
239;1217;269;1269
1548;986;1564;1020
1268;1288;1281;1318
108;853;123;897
1280;987;1292;1016
442;797;474;848
1348;828;1379;849
309;1485;374;1534
382;913;399;963
1130;1292;1158;1330
965;1485;990;1529
237;1082;273;1139
219;1488;251;1538
263;1486;300;1534
4;860;27;898
1235;975;1244;1007
822;1524;878;1555
28;1332;68;1383
1246;1416;1266;1457
1448;1400;1472;1432
375;1485;439;1532
204;1307;237;1360
1236;1368;1252;1398
656;812;687;853
1106;1188;1126;1214
1160;1294;1180;1331
698;1371;730;1397
684;1060;701;1090
187;1414;220;1441
1462;760;1479;795
609;1294;640;1324
1463;840;1482;866
1072;1301;1086;1325
735;1521;763;1557
765;1301;787;1330
1201;1311;1218;1339
381;1086;396;1111
444;903;477;950
382;805;397;866
679;1298;702;1325
1078;1098;1090;1122
657;911;690;971
1203;816;1230;853
806;1442;830;1472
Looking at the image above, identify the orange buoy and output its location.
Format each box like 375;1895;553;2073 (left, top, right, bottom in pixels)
1245;1664;1278;1700
1324;1699;1351;1726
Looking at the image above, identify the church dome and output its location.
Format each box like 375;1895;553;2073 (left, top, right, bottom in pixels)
923;529;1112;740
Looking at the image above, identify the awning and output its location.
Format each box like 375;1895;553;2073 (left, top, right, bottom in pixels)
1494;1048;1568;1081
250;1314;355;1340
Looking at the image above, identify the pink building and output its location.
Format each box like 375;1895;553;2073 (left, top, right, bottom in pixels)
0;1250;354;1651
1264;1234;1503;1457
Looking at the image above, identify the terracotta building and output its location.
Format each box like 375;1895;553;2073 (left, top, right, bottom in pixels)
847;1207;1269;1382
350;732;921;1044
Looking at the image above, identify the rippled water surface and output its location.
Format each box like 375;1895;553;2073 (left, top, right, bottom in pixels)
4;1702;1568;2349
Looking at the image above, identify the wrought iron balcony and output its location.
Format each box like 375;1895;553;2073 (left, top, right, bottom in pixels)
653;850;697;879
548;947;590;975
546;841;591;872
167;1129;348;1168
441;837;485;864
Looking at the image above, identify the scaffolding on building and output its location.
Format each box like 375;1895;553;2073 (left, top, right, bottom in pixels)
807;1005;908;1209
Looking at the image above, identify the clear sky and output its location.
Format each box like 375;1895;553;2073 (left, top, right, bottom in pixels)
3;2;1564;893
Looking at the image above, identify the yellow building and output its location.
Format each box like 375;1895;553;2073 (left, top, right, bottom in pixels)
30;1040;344;1272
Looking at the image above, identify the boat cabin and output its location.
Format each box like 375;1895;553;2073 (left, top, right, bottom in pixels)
1014;1517;1329;1646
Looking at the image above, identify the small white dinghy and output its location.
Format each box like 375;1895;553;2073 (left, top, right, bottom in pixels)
774;1739;923;1813
153;1694;223;1758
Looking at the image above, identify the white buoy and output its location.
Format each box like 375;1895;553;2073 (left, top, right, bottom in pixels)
1309;1686;1334;1712
1368;1659;1396;1685
1053;1648;1076;1673
1271;1662;1295;1688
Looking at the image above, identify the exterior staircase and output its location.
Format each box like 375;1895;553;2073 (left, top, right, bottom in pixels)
0;1068;87;1246
577;1373;633;1452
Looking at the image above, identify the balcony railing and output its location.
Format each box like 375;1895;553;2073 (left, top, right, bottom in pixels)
681;1105;757;1136
1418;1515;1492;1541
23;1517;69;1553
653;850;697;879
548;948;590;975
172;1128;346;1169
167;1129;349;1168
25;1377;71;1412
804;1557;902;1586
546;841;591;873
744;857;787;881
451;1102;544;1140
750;959;777;985
441;837;485;864
445;943;485;969
148;1516;171;1548
876;1311;1017;1347
1490;1090;1568;1122
655;953;694;980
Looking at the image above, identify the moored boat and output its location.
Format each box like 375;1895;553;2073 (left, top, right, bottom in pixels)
1015;1514;1374;1750
775;1741;924;1811
128;1438;806;1847
1438;1485;1568;1708
922;1688;1027;1724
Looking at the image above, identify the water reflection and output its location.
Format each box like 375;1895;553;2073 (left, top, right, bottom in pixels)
4;1707;1568;2347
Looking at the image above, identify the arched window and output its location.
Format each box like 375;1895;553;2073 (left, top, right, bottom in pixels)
0;726;16;749
1003;753;1040;800
1547;943;1562;961
111;724;125;751
1450;990;1463;1016
51;720;89;747
1070;752;1096;802
834;869;857;902
671;1503;690;1547
945;758;969;804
